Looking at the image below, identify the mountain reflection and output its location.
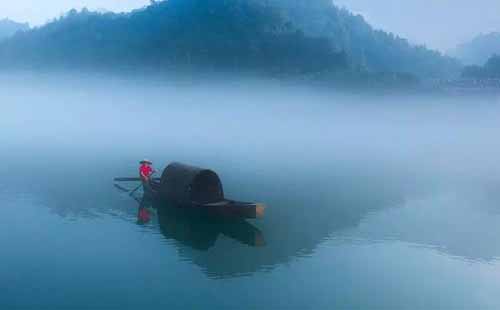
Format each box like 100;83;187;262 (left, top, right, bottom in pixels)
141;163;410;279
16;157;500;278
157;204;265;250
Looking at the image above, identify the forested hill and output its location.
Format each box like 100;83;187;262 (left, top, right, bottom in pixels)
253;0;458;78
0;0;459;79
0;19;29;40
462;54;500;79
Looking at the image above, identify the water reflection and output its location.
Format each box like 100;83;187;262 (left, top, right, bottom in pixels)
129;189;266;249
339;191;500;263
11;159;408;278
157;204;265;250
10;156;500;279
137;196;153;225
111;160;408;278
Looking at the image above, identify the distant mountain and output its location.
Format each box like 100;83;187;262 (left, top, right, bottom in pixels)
453;32;500;65
0;18;29;40
0;0;459;80
254;0;459;78
462;54;500;79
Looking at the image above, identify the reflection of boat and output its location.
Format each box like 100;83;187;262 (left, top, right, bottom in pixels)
157;204;265;251
148;162;265;219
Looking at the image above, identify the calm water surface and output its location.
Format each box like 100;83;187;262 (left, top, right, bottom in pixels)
2;75;500;309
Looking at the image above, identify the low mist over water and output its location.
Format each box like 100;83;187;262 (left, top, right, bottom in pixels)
3;72;500;178
2;72;500;309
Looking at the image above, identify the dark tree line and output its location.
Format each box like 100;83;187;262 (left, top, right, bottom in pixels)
0;0;459;80
0;1;348;75
462;55;500;79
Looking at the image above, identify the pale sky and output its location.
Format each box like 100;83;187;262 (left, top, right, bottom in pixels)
0;0;150;26
335;0;500;52
1;0;498;52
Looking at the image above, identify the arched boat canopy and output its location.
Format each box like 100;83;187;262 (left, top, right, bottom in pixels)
160;162;224;205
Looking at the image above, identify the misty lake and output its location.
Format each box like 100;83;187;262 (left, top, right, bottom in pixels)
2;73;500;309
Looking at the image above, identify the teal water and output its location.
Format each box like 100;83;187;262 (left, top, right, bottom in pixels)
2;75;500;309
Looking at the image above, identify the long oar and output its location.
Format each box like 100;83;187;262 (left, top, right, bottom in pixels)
129;183;143;196
115;177;141;182
114;183;131;193
129;172;157;196
114;177;161;182
113;182;142;197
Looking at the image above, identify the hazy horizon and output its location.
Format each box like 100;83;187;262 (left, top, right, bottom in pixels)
0;0;498;52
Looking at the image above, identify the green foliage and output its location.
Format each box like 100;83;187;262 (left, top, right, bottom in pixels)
462;54;500;78
0;0;347;75
261;0;459;78
0;0;459;80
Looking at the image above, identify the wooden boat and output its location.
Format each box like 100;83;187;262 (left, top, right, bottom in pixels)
140;162;265;219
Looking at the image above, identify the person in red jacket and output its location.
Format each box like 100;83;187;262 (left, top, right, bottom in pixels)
139;159;156;195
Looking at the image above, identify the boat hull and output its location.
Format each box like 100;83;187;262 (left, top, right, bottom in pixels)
149;181;264;219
